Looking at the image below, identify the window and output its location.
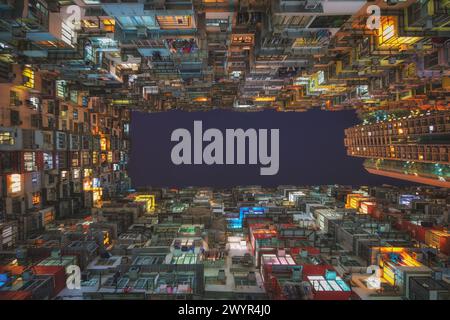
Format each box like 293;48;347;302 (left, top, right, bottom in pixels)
22;66;35;88
71;135;80;149
10;110;20;125
206;19;228;27
70;90;78;104
57;132;67;149
73;168;80;179
232;35;253;44
82;96;88;107
32;192;41;205
8;174;21;193
60;105;68;118
102;19;115;32
24;152;36;172
56;152;67;169
156;15;192;29
47;118;55;130
71;152;79;167
84;168;93;177
377;16;421;48
100;137;107;151
0;131;14;145
47;100;55;114
43;132;52;145
31;114;41;128
44;152;53;170
379;18;395;44
317;70;325;85
36;40;69;48
82;19;99;29
56;80;66;99
274;15;312;28
92;151;98;165
10;91;20;106
82;151;90;166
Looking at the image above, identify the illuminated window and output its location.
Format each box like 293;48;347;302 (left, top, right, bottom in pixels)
32;192;41;205
36;40;70;48
8;174;21;193
379;17;395;44
100;137;107;151
42;210;54;225
60;105;68;118
71;152;79;167
156;16;192;29
73;168;80;179
92;151;98;165
0;131;14;145
83;178;92;191
232;35;253;44
82;19;99;29
70;90;78;104
24;152;36;172
102;19;115;32
93;189;102;204
43;152;53;170
378;17;421;48
56;80;67;98
205;18;228;27
84;168;92;177
317;71;325;85
22;66;35;88
93;178;100;188
82;152;90;166
117;63;139;71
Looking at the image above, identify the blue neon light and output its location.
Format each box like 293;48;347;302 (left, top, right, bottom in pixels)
227;207;266;229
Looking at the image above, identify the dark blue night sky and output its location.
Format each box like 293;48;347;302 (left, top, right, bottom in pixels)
129;109;414;188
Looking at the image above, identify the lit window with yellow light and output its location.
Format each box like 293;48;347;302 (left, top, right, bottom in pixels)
102;19;115;32
100;137;107;151
377;17;421;49
23;66;35;88
156;16;192;30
